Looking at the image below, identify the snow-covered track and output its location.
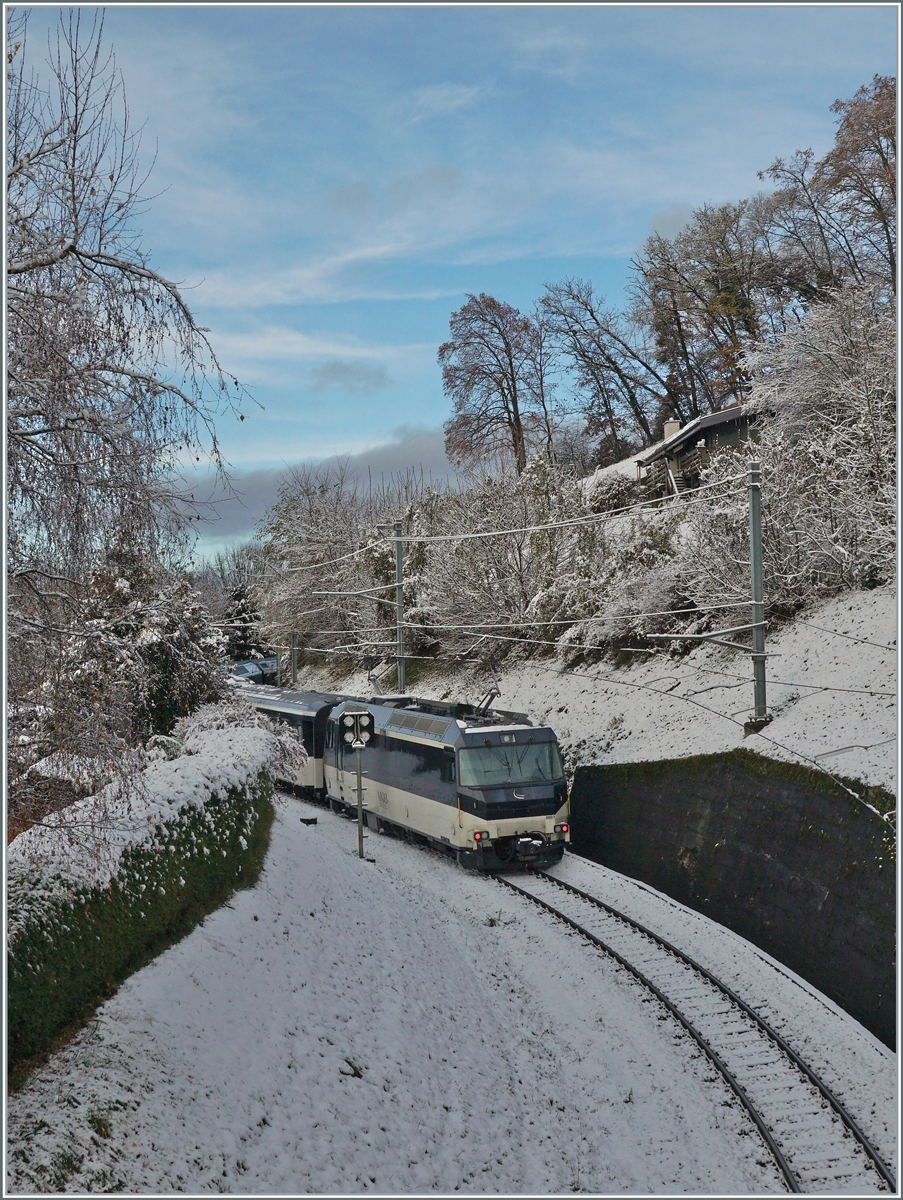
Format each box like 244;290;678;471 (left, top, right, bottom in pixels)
498;871;895;1195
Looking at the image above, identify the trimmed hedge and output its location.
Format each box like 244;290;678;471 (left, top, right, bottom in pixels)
8;774;274;1069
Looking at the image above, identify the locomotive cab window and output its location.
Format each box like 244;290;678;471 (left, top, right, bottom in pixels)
458;741;564;788
441;747;456;783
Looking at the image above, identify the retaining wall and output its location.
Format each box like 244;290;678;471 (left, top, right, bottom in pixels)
570;749;896;1048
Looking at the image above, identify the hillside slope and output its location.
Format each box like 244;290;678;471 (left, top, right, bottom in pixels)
302;585;896;795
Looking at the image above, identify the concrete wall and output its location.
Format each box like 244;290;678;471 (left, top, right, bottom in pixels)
570;750;895;1048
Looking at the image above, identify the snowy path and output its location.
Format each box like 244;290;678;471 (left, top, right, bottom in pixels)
7;794;896;1195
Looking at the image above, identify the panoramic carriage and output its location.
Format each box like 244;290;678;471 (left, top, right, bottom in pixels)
238;686;570;870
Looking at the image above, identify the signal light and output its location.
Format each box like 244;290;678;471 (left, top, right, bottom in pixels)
340;707;374;749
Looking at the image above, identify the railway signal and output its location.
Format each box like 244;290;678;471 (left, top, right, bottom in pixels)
341;706;373;857
341;709;373;750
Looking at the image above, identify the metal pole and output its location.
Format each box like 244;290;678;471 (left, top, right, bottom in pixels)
395;520;405;693
356;746;365;859
291;632;298;687
747;460;768;721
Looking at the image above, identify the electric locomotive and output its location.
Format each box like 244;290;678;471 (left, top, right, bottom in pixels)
238;685;570;870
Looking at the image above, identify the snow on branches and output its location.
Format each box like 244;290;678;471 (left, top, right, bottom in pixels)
253;285;894;678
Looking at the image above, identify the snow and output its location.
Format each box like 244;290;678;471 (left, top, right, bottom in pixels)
6;591;896;1193
27;752;110;790
7;726;280;915
7;795;895;1194
309;585;897;797
582;446;655;487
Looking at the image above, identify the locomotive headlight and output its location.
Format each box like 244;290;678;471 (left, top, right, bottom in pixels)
554;823;569;834
472;830;491;843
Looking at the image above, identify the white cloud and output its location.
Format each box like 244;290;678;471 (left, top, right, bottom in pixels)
206;325;430;365
512;27;593;84
308;361;391;394
411;83;489;117
189;425;460;553
648;204;695;240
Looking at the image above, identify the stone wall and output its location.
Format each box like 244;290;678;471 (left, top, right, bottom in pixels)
570;749;895;1048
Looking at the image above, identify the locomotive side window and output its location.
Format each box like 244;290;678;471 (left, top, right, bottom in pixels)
325;722;334;750
411;741;443;777
364;734;456;806
441;747;456;783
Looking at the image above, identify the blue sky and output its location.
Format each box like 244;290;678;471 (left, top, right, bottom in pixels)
25;4;898;550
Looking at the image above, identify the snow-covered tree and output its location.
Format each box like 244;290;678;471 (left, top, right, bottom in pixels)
9;532;227;838
681;283;895;613
222;584;269;661
6;11;244;837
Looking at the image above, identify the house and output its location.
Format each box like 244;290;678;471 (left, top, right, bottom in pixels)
636;403;752;498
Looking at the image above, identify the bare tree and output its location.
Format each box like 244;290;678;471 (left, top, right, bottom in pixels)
6;10;243;837
820;75;896;293
540;278;659;454
439;293;541;475
7;10;245;602
760;77;896;297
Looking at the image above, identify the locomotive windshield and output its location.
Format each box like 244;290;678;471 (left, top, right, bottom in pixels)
458;741;564;788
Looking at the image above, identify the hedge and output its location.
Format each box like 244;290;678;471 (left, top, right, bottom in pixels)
8;724;280;1071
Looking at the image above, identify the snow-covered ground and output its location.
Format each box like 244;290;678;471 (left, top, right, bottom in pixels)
7;792;896;1195
305;585;897;796
7;588;896;1194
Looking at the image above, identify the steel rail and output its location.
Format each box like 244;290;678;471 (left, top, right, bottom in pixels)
496;875;801;1194
293;789;894;1193
535;871;896;1192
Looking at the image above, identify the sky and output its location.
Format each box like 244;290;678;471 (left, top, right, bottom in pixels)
23;3;898;552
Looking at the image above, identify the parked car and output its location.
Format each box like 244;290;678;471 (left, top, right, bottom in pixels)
228;657;279;686
228;660;265;685
255;656;279;684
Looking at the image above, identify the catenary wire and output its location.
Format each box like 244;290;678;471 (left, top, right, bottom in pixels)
389;475;745;545
273;600;753;638
791;619;896;652
281;624;895;698
263;536;391;577
257;474;745;578
493;632;895;698
505;656;894;824
620;644;895;699
299;622;894;699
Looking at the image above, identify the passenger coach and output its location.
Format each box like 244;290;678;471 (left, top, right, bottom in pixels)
238;686;570;871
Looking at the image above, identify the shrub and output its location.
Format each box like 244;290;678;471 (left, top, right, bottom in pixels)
7;719;289;1070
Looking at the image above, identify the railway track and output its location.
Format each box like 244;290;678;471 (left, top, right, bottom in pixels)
498;870;896;1195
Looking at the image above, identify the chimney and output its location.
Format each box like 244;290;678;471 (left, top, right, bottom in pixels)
663;419;681;440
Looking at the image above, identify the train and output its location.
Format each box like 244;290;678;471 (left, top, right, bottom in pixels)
236;684;570;871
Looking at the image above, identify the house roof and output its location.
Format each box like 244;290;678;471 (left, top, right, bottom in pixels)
636;403;747;467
